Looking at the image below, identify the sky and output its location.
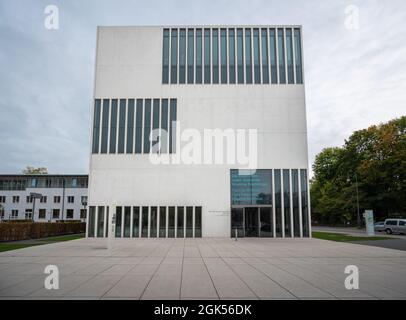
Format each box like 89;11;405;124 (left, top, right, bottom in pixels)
0;0;405;175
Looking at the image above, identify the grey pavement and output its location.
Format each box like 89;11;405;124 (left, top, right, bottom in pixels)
0;237;406;300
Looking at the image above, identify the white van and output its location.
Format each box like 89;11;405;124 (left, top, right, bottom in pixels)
384;219;406;235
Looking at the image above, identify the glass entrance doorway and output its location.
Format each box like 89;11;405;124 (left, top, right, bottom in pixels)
231;206;273;237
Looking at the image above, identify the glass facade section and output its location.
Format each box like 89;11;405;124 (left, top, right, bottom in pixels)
179;29;186;84
294;28;303;84
277;28;286;84
283;169;292;237
292;169;300;237
168;206;175;238
261;28;269;84
115;207;122;238
162;29;170;83
286;28;294;84
230;169;272;205
160;99;168;153
195;206;202;238
237;29;244;84
124;206;131;237
245;29;252;84
126;99;134;153
152;99;160;153
195;29;202;83
143;99;151;153
92;99;101;154
169;99;177;153
109;99;118;153
101;99;109;154
141;206;148;237
88;206;95;237
118;99;126;154
159;207;166;237
133;206;140;237
187;29;194;84
253;29;260;84
186;206;193;237
177;207;184;238
212;29;219;84
150;207;158;237
231;208;244;237
270;29;277;84
97;206;104;238
260;207;272;237
301;169;309;237
220;29;227;84
274;169;282;237
228;28;236;84
135;99;143;154
170;29;178;84
204;29;211;84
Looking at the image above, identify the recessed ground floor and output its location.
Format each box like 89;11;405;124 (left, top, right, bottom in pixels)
0;238;406;300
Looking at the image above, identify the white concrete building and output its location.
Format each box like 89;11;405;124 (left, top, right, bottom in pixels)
0;175;88;222
87;25;311;238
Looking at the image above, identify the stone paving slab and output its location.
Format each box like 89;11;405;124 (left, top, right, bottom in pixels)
0;238;406;300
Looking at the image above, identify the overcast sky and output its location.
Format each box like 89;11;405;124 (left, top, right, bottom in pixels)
0;0;405;175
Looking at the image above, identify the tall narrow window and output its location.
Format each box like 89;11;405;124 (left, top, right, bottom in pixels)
105;207;109;237
101;99;109;154
135;99;143;154
179;29;186;84
292;169;300;237
283;169;291;237
170;29;178;84
261;28;269;84
152;99;160;153
124;206;131;237
237;28;244;84
301;169;309;237
274;169;282;237
270;29;277;84
88;206;95;237
294;28;303;84
204;29;211;84
277;28;286;84
195;206;202;237
195;29;202;84
228;28;236;84
169;99;177;154
168;206;175;238
161;99;169;153
220;29;227;84
286;29;294;84
133;207;140;237
212;29;219;84
97;206;104;237
126;99;134;153
253;29;260;84
118;99;126;154
92;100;101;154
187;29;194;84
150;207;158;238
143;99;152;153
162;29;170;84
177;207;184;238
245;29;252;84
109;99;118;153
159;207;166;237
141;206;148;237
186;207;193;237
115;207;122;238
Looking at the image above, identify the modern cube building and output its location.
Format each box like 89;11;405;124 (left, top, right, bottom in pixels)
0;174;88;221
87;25;311;238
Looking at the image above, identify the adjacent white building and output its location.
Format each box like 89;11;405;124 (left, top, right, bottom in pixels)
87;25;311;238
0;175;88;222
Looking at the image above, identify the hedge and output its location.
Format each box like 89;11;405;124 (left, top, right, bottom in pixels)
0;221;86;241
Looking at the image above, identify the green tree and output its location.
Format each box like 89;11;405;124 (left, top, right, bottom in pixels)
22;166;48;174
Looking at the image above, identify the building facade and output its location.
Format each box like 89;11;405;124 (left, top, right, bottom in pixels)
0;175;88;222
87;25;311;238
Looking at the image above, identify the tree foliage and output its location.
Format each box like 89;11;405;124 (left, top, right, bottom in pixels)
311;116;406;225
22;166;48;175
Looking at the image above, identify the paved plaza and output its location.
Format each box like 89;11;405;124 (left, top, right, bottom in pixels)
0;237;406;300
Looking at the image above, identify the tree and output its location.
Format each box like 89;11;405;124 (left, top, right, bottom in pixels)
22;166;48;175
311;116;406;225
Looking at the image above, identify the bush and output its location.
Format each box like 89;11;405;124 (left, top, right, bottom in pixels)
0;221;85;241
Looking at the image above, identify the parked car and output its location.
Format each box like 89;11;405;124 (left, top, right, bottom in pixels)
374;221;385;232
384;219;406;235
